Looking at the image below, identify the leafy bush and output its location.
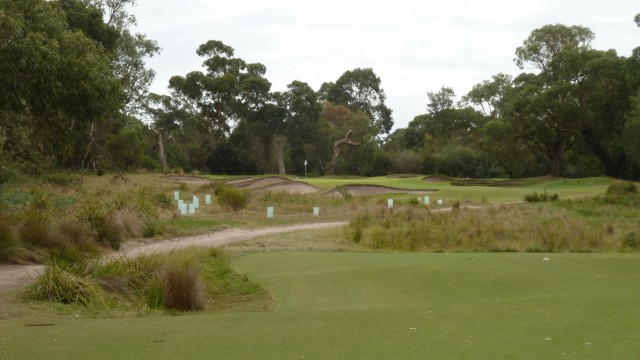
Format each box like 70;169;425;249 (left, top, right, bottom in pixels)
524;190;559;203
215;186;248;211
622;232;640;249
607;181;637;195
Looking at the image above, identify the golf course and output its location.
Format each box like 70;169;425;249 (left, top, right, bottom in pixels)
0;174;639;359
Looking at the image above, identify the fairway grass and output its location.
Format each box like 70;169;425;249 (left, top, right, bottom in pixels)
2;252;639;359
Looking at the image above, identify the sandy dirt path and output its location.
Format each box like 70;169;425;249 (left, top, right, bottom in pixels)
0;221;348;293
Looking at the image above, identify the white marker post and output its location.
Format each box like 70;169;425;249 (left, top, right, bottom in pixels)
174;191;180;201
267;206;274;219
313;207;320;217
387;199;394;209
180;203;187;215
188;203;195;215
437;199;443;205
205;195;212;205
424;196;430;205
193;195;199;209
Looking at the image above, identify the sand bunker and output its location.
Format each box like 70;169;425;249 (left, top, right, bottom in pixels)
227;176;321;195
165;175;216;186
323;184;437;197
423;175;454;183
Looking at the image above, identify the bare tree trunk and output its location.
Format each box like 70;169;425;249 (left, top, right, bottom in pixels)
152;127;168;173
328;130;359;176
273;134;287;175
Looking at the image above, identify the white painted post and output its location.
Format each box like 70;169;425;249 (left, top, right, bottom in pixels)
174;191;180;201
267;207;274;219
437;199;443;205
188;203;195;214
205;194;212;205
387;199;394;209
180;203;187;215
313;207;320;217
178;199;184;211
424;196;430;205
193;195;199;209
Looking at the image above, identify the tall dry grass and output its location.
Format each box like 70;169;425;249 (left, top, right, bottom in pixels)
346;202;632;253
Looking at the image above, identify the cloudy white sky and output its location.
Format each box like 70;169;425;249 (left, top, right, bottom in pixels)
131;0;639;130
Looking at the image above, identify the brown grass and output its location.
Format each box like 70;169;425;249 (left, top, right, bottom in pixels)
163;261;207;311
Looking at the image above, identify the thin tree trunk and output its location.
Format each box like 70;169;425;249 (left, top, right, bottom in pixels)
152;127;168;173
273;134;287;175
550;140;565;177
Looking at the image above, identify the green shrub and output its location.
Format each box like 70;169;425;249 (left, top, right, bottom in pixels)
215;186;248;211
524;190;559;203
607;181;637;195
622;232;640;249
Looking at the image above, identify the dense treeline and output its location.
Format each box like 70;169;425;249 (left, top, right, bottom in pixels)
1;0;639;180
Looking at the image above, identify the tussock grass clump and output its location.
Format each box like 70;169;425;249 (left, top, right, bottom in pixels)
22;249;270;314
163;259;207;311
23;260;102;305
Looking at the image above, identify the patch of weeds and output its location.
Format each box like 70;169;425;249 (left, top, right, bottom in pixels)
524;190;559;203
622;232;640;249
607;181;637;195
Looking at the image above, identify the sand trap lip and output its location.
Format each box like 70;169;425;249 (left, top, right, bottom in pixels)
324;184;438;197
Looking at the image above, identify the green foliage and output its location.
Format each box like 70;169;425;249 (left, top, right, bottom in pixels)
43;172;78;187
622;232;640;249
524;190;559;203
22;248;269;314
607;181;637;195
23;260;101;305
215;186;248;211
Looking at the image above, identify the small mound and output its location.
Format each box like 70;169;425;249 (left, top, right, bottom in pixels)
423;174;453;183
324;184;437;197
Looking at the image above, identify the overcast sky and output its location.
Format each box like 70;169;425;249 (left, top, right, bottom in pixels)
131;0;639;130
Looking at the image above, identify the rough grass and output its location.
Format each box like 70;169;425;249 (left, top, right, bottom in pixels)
346;198;638;253
20;248;272;315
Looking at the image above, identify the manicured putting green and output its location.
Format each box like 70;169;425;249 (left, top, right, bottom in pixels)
2;252;638;359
